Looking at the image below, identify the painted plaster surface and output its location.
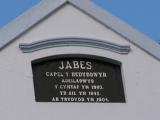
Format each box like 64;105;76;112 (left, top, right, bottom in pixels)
0;5;160;120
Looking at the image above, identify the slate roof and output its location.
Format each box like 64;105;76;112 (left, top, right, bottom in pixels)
0;0;160;61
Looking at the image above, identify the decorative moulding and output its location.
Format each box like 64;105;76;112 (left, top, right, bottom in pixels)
19;37;131;54
0;0;160;60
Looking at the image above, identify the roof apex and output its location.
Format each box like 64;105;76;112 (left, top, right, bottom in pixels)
0;0;160;61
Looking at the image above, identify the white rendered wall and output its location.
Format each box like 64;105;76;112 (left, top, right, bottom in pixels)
0;4;160;120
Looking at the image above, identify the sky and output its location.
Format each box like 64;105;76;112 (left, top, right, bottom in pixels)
0;0;159;43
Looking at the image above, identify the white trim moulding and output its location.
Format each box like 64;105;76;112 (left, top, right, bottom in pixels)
19;37;131;54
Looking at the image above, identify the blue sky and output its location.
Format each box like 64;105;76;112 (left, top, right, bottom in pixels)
0;0;159;42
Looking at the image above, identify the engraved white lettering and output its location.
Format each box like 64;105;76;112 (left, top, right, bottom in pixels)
58;60;92;70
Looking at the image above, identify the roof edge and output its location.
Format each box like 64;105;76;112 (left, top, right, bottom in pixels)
0;0;67;50
68;0;160;61
0;0;160;61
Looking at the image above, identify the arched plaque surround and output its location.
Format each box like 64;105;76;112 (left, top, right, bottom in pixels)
32;54;126;103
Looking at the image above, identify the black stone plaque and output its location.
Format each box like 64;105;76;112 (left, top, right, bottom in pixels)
32;54;125;103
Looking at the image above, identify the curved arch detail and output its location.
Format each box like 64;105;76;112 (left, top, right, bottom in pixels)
19;37;131;54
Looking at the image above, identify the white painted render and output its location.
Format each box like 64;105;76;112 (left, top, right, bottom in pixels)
0;4;160;120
